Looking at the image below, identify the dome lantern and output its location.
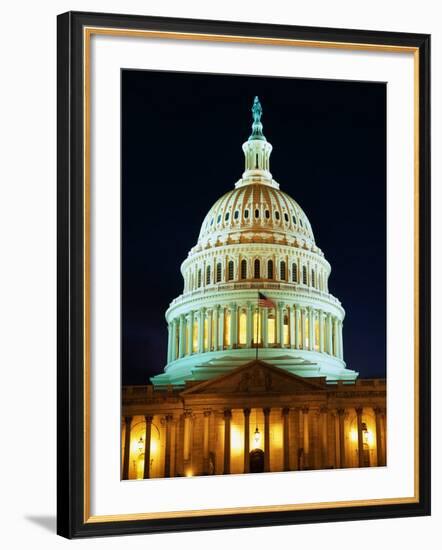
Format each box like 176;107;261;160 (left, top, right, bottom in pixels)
240;97;274;187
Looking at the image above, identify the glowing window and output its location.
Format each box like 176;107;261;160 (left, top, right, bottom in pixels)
216;263;222;283
224;310;231;347
240;259;247;279
254;259;260;279
203;317;209;351
239;310;247;345
252;310;261;344
283;314;289;345
228;260;234;281
268;312;276;344
267;260;274;280
192;319;198;353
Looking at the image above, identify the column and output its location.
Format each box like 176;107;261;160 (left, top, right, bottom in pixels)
246;303;253;347
300;308;306;349
183;411;192;462
213;306;219;350
218;307;225;350
122;415;132;480
171;320;177;361
187;311;194;354
282;407;290;471
289;306;295;348
243;408;251;473
178;314;185;358
170;417;177;477
230;303;237;348
142;415;153;479
263;408;271;472
295;306;301;349
308;307;314;351
198;308;205;353
166;324;172;363
164;415;172;478
292;408;300;470
337;408;346;468
356;407;364;468
374;407;385;466
319;310;324;353
302;407;309;468
327;314;333;355
333;317;338;357
262;307;269;348
223;409;232;474
203;410;211;474
320;407;328;468
207;310;213;352
338;320;344;359
277;302;284;347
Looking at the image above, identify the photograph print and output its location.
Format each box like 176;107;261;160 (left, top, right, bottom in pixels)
121;69;387;481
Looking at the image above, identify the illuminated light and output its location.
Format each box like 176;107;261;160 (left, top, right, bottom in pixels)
350;429;358;443
185;469;193;478
230;425;243;453
137;436;144;453
253;426;261;449
238;311;247;345
150;438;158;454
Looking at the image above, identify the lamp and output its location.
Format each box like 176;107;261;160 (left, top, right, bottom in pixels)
254;426;261;448
137;435;144;454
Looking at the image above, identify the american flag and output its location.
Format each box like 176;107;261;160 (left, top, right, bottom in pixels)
258;292;276;308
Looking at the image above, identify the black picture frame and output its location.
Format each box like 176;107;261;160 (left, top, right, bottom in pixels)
57;10;431;539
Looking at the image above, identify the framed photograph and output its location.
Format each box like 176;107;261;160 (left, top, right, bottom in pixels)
57;11;430;538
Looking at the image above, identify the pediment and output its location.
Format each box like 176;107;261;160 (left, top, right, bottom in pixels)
180;360;326;396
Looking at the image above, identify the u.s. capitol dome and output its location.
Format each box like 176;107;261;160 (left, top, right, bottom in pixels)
151;97;358;387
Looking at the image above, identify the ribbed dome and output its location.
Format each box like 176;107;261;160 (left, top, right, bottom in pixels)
198;183;315;247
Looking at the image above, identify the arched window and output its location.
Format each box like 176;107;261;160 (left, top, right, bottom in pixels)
225;211;230;222
275;211;280;220
228;260;234;281
234;210;239;220
244;209;249;219
216;263;222;283
206;265;211;285
197;269;202;288
284;212;289;222
302;266;307;285
254;259;260;279
255;209;260;218
265;209;270;219
280;261;286;281
267;259;274;280
292;263;298;282
292;214;297;225
311;269;315;288
240;259;247;279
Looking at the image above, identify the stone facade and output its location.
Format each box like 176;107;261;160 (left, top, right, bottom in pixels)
122;360;386;479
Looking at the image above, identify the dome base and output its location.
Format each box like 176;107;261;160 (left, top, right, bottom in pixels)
150;348;358;388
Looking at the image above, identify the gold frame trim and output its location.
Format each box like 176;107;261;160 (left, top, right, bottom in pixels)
82;27;420;524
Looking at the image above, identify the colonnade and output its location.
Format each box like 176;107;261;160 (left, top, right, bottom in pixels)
167;303;344;363
121;406;386;479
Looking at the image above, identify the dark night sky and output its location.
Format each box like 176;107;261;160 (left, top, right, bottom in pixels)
122;69;386;385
